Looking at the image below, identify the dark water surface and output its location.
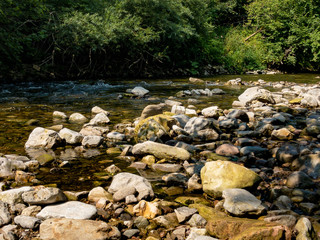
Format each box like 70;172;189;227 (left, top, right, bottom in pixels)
0;74;319;190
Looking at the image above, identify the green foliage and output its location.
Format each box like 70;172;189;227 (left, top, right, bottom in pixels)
224;27;268;73
246;0;320;71
1;0;320;79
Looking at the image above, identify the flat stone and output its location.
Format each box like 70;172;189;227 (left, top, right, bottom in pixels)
22;187;67;205
174;206;198;223
154;213;179;229
240;146;269;158
108;173;154;201
80;125;109;136
14;215;40;229
123;229;139;238
106;132;125;141
36;201;97;220
132;141;190;161
151;163;182;173
222;188;266;216
40;218;120;240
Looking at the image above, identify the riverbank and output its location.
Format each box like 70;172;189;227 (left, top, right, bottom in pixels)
0;77;319;239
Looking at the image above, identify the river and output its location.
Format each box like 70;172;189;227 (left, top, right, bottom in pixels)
0;73;319;190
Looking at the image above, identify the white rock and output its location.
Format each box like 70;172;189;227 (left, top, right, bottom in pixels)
25;127;62;149
53;111;67;119
106;132;125;141
81;135;103;148
59;128;83;145
88;113;110;126
131;87;149;97
171;105;186;114
0;201;11;227
69;113;88;124
108;173;154;201
36;201;97;220
0;158;13;178
91;106;110;116
201;106;219;118
22;187;67;205
14;215;40;229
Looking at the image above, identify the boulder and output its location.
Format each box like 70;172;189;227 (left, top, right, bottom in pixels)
53;111;67;119
22;187;67;205
59;128;83;145
108;173;154;201
0;186;33;205
135;114;176;142
201;106;220;118
131;86;149;97
40;218;120;240
25;127;63;149
81;135;103;148
132;141;191;161
140;103;166;119
238;87;275;106
91;106;109;116
200;160;261;197
184;117;218;136
88;112;110;126
286;171;314;189
226;109;249;122
69;113;88;124
37;201;97;220
222;188;266;216
271;128;294;140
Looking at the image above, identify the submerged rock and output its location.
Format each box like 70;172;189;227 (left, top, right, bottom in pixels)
40;218;120;240
132;141;191;161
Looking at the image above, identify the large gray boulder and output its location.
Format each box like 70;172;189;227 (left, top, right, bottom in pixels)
25;127;63;149
40;218;120;240
200;160;261;197
132;141;191;161
222;188;266;216
37;201;97;220
108;173;154;201
238;87;275;106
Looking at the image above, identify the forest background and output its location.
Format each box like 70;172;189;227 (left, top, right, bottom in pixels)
1;0;320;80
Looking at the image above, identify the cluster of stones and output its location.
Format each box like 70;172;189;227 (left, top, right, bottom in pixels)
0;79;320;239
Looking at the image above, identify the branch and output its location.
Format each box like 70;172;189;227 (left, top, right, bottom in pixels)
244;28;262;42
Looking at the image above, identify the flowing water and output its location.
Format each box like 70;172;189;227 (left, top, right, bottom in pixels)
0;74;319;190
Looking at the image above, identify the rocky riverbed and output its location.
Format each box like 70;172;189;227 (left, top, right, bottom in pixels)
0;77;320;239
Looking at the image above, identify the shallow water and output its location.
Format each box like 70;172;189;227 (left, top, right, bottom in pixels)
0;74;319;190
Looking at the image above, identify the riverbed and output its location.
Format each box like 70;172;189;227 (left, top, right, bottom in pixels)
0;73;319;190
